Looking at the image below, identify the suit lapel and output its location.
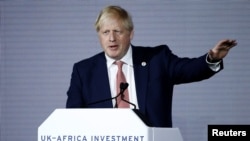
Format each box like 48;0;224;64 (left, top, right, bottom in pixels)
132;46;149;114
91;53;113;108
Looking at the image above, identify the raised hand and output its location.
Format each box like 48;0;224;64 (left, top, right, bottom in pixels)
208;39;237;61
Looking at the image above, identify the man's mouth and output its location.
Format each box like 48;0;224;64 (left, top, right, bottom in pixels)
109;45;119;49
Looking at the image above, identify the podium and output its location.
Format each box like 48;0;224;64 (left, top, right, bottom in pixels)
38;109;183;141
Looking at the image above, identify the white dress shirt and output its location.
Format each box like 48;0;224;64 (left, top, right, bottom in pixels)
105;46;139;109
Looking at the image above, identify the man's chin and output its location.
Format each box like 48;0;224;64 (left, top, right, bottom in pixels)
108;54;122;60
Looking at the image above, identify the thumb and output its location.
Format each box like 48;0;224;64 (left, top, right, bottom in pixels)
208;49;214;60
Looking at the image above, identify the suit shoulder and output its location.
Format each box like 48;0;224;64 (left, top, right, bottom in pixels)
132;44;172;55
133;44;170;51
74;52;105;67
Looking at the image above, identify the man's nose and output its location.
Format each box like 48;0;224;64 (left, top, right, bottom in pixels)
109;32;116;42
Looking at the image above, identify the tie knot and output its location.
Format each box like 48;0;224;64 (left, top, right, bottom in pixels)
115;61;124;69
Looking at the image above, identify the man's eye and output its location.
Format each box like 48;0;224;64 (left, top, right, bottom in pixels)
103;31;109;35
115;30;122;34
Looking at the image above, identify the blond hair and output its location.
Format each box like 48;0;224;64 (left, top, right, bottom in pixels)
95;5;134;32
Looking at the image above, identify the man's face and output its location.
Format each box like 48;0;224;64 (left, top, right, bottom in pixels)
98;17;134;60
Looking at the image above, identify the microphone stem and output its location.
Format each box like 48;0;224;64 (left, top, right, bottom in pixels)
121;97;137;109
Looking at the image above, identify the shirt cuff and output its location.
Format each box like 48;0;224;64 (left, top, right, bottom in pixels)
206;54;221;72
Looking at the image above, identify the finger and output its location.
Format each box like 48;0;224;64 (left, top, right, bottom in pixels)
228;40;237;48
230;40;237;47
222;39;237;48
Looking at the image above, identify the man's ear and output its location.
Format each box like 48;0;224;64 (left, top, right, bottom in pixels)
130;30;134;40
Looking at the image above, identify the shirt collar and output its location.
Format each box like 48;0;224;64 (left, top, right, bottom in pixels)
106;45;133;68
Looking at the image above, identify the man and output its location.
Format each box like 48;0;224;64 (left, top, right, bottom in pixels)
66;5;237;127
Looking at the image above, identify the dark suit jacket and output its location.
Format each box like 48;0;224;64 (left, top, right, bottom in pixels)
66;44;222;127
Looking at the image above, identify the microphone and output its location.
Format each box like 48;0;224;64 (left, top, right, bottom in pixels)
115;82;137;109
120;82;129;94
87;82;131;108
114;82;128;108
